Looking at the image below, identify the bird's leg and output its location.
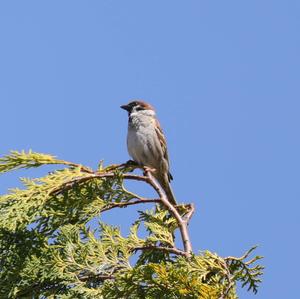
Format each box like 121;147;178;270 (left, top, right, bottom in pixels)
143;166;157;176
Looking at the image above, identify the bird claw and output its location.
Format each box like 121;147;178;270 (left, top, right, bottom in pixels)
125;160;138;166
143;166;157;176
122;160;139;172
124;161;157;176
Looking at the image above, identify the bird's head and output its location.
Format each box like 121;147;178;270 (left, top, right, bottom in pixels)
120;100;155;115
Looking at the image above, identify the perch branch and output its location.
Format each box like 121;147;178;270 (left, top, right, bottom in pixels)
143;171;193;256
50;173;150;196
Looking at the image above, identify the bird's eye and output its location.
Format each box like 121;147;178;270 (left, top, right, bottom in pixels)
135;106;144;111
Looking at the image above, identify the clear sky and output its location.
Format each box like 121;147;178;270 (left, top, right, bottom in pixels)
0;1;299;298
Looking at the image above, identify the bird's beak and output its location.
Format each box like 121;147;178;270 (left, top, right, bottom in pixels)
120;104;130;111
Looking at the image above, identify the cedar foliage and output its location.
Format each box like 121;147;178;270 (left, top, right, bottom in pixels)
0;151;263;298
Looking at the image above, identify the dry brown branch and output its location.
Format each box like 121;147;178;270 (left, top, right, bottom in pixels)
143;171;193;256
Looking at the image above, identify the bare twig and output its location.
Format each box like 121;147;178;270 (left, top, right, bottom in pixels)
121;181;145;200
224;245;258;262
100;199;160;212
185;203;195;222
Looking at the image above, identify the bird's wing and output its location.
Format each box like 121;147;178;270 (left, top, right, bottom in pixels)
154;118;173;181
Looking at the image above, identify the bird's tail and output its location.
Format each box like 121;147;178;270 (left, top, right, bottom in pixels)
164;182;177;206
156;174;177;206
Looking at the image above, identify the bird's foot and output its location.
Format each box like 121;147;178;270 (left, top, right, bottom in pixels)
122;160;139;172
143;166;157;176
125;160;138;166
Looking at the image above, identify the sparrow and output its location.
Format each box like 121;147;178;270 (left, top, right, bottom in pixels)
121;100;177;205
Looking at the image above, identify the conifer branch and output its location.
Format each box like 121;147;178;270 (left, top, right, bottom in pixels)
0;150;93;174
50;172;149;196
0;151;263;298
100;198;160;212
49;164;194;256
79;273;115;282
224;246;264;294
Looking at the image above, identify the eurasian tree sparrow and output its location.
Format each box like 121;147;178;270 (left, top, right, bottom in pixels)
121;100;177;205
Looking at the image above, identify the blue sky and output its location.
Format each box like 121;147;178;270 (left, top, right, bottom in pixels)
1;1;299;297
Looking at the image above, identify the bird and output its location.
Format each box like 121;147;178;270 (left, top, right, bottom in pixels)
120;100;177;205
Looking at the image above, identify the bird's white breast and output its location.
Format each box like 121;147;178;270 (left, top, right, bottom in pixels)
127;111;161;168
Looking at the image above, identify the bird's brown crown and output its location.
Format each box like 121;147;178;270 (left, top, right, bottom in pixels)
120;100;154;112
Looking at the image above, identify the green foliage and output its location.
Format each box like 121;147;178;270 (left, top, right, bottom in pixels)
138;207;177;247
0;151;263;298
0;150;66;173
102;252;239;299
225;246;264;294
